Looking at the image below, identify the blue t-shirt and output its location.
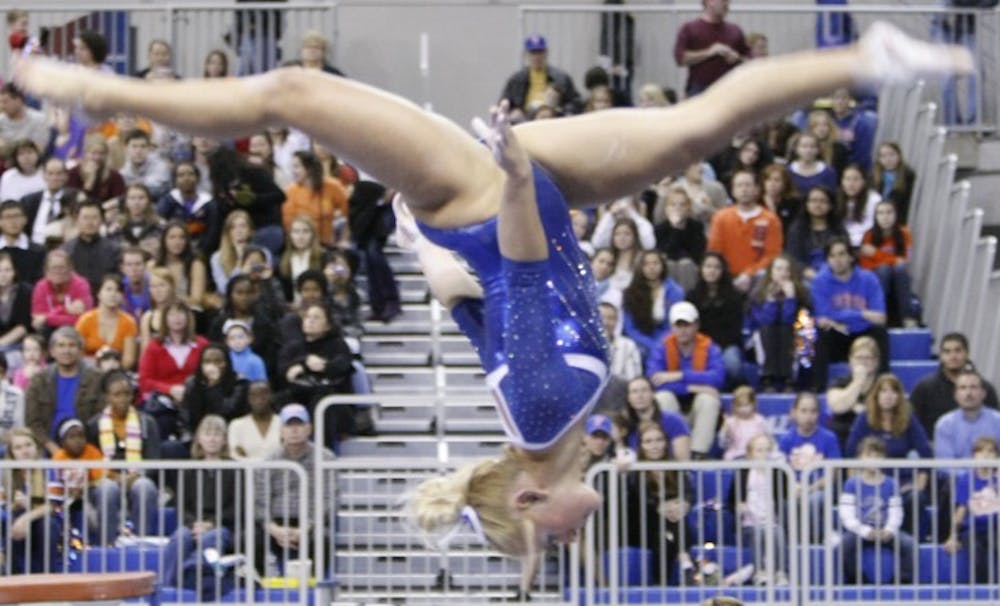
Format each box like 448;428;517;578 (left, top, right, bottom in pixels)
843;475;899;530
780;426;841;482
844;413;933;485
626;411;691;454
51;375;81;437
230;349;267;382
954;472;1000;534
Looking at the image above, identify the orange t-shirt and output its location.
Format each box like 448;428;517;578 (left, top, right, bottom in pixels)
282;177;349;246
859;227;912;270
707;206;784;277
75;309;139;357
53;443;106;485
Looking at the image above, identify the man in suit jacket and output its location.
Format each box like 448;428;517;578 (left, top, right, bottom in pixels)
20;156;86;247
0;199;45;283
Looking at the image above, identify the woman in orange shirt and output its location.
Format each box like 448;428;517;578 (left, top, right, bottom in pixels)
859;200;916;327
282;150;349;248
75;275;139;369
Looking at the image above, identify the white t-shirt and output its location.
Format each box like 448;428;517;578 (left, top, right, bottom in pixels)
227;413;282;460
0;168;44;202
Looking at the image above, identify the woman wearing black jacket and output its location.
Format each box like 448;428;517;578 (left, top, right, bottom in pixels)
208;273;280;379
162;414;242;600
0;251;32;353
278;302;355;442
181;343;249;433
686;252;746;388
208;147;286;257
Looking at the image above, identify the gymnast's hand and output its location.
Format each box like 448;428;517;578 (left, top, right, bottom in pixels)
472;100;532;181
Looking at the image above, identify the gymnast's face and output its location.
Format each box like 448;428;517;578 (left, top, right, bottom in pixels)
515;475;601;547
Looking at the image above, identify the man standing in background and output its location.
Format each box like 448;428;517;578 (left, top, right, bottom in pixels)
673;0;749;96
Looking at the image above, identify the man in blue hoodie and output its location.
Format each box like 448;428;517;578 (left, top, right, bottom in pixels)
811;237;889;390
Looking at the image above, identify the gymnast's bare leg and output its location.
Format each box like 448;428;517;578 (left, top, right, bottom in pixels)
15;23;973;226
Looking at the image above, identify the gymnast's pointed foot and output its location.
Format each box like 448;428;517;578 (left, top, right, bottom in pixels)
860;21;975;85
392;194;424;251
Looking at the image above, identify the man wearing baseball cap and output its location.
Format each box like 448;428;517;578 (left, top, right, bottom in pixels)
253;403;335;577
646;301;724;459
498;34;583;120
582;413;614;467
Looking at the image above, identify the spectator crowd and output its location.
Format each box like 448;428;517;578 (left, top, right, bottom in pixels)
0;2;996;595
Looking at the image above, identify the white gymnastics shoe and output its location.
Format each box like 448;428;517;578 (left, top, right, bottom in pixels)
392;194;424;251
860;21;975;85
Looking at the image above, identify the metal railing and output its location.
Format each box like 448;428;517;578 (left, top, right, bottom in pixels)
0;3;337;79
313;394;571;603
572;458;1000;606
0;458;309;605
5;440;1000;604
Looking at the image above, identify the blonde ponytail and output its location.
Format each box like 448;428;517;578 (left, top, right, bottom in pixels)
406;446;530;556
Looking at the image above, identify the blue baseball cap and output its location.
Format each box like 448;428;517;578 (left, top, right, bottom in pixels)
585;414;613;437
524;35;547;52
280;403;311;425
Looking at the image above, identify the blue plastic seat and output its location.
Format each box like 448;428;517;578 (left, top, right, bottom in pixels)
805;544;841;584
917;544;970;583
156;586;200;603
69;545;163;574
889;328;932;361
890;360;937;392
601;547;653;586
861;544;896;584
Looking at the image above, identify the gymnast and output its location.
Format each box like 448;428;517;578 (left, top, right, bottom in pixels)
14;21;973;565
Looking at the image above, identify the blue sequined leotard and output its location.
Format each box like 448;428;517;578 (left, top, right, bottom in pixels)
418;164;609;451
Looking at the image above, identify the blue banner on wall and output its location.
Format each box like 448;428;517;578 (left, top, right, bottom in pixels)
815;0;855;48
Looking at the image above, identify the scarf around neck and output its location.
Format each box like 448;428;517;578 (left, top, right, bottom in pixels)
98;406;143;461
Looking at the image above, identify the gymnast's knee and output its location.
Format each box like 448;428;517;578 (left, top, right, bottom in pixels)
259;67;309;121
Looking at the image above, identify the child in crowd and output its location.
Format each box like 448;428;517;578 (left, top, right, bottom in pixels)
0;353;25;445
49;418;105;545
839;436;914;584
95;347;123;373
944;436;1000;582
223;319;267;382
729;433;789;586
779;392;841;542
748;255;811;392
719;386;770;460
11;334;45;391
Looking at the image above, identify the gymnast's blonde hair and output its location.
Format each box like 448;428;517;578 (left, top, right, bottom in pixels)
406;445;533;556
